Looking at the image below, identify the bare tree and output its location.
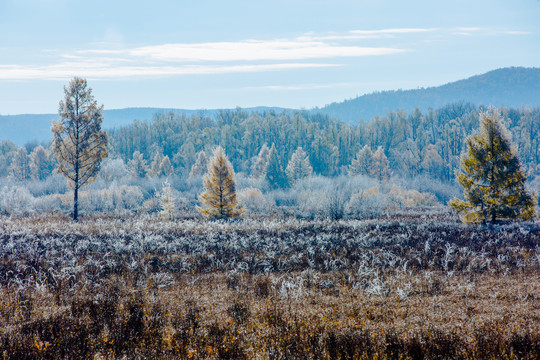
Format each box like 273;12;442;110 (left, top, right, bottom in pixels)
52;77;108;221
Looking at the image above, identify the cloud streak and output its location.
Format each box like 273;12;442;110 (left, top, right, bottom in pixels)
0;63;339;80
0;27;528;81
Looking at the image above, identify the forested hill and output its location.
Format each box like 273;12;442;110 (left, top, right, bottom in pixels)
318;67;540;123
0;107;289;146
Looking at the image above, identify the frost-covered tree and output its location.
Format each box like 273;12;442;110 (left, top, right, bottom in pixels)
159;179;176;220
265;144;288;189
160;155;174;177
127;151;148;178
370;147;391;182
29;145;53;180
251;143;271;178
149;152;164;177
349;145;373;176
189;150;208;178
286;146;313;184
449;110;536;223
197;146;244;219
421;144;444;178
8;148;31;181
51;77;108;221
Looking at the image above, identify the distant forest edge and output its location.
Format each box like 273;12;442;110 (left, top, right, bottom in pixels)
1;67;539;146
107;103;540;185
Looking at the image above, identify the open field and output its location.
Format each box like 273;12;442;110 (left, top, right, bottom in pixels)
1;214;539;359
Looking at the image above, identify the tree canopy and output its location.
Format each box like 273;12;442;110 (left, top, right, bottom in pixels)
52;77;108;221
449;110;536;223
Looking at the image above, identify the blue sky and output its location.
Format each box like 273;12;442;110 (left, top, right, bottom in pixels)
1;0;539;114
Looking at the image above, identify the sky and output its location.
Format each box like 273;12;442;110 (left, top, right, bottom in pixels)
0;0;539;114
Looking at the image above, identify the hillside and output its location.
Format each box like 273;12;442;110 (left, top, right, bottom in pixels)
318;67;540;123
0;106;289;146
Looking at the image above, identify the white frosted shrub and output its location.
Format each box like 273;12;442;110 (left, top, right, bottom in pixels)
238;187;273;216
33;194;64;213
386;185;439;209
0;185;35;214
346;186;386;218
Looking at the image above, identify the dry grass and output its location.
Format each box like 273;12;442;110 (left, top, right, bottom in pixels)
1;213;539;359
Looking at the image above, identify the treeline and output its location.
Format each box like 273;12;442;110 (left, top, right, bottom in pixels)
1;102;539;218
1;103;540;186
107;103;540;183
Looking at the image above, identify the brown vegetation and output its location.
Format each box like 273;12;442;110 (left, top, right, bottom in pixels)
0;214;539;359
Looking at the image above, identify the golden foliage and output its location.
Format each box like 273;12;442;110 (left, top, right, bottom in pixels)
197;146;244;219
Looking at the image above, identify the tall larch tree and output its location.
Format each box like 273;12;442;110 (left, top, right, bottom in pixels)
449;110;536;223
197;146;244;219
286;146;313;185
52;77;108;221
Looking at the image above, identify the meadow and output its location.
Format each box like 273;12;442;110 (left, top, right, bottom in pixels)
0;212;539;359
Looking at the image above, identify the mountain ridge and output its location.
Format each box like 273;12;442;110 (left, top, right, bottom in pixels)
318;67;540;123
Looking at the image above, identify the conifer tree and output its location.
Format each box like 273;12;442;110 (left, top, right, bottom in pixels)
265;144;288;189
449;110;536;223
370;147;391;182
349;145;373;176
197;146;244;219
286;146;313;185
52;77;108;221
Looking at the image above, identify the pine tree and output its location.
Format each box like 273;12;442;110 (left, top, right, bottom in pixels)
370;147;391;182
449;110;536;223
189;150;208;178
349;145;373;176
197;146;244;219
286;146;313;185
52;77;108;221
265;144;288;189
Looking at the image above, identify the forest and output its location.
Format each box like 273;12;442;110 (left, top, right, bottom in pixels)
0;102;539;219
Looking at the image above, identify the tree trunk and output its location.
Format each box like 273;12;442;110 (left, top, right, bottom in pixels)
73;185;79;222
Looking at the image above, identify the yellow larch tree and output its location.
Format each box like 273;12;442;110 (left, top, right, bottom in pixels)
197;146;244;219
52;77;108;221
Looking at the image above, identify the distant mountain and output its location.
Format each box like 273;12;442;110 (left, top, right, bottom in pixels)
0;106;289;146
318;67;540;123
2;67;539;145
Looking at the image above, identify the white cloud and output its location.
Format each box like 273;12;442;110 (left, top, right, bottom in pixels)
81;39;404;62
0;63;339;80
9;26;522;81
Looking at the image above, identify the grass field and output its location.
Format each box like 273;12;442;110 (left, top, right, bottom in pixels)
1;213;539;359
